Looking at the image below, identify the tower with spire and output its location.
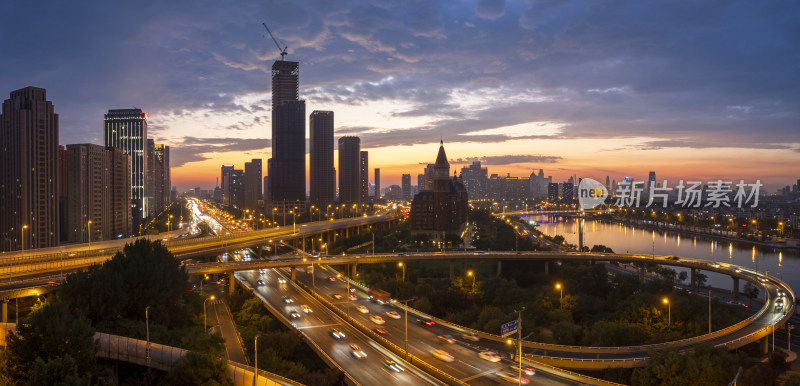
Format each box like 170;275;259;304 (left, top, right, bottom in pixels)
410;141;469;236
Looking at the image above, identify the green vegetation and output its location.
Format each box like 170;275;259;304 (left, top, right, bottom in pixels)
471;210;542;251
0;239;230;385
227;291;344;385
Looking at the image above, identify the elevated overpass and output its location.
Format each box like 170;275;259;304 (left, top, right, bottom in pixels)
188;251;795;370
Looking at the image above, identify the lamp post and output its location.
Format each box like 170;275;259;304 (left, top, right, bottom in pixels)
204;295;216;332
515;307;525;385
254;334;261;386
145;306;151;368
400;298;415;360
292;207;297;233
556;283;563;309
467;270;475;289
168;214;173;232
272;208;277;227
514;225;518;252
88;220;92;246
663;298;670;326
21;225;28;255
398;262;405;282
788;324;794;352
201;274;208;295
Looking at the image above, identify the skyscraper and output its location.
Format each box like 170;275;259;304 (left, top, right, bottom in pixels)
461;161;488;199
401;174;412;200
360;151;369;204
66;144;131;242
244;159;262;210
153;143;170;214
104;108;148;232
374;168;381;200
417;174;424;194
269;60;306;207
338;136;360;204
0;87;59;250
230;169;244;208
220;165;234;205
309;111;335;207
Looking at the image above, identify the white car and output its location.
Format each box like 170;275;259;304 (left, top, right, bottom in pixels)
350;344;367;359
278;278;287;284
356;305;369;313
437;335;456;344
461;333;480;342
289;310;300;318
386;311;401;319
383;359;404;372
479;351;501;362
301;305;312;313
370;315;386;325
497;371;530;384
329;328;346;339
431;349;454;362
283;297;294;303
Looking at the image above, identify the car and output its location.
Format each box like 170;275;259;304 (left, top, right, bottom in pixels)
349;287;357;293
497;370;530;384
386;311;401;319
278;278;287;284
437;335;456;344
374;327;388;334
283;297;294;303
383;359;404;372
356;305;369;313
418;318;435;326
461;333;480;342
776;298;784;310
370;315;386;325
289;310;300;318
329;328;346;339
332;293;343;300
431;349;454;362
348;294;358;301
301;305;312;313
350;344;367;359
479;351;501;362
256;279;264;286
473;251;485;255
777;289;786;297
328;276;337;281
509;364;537;376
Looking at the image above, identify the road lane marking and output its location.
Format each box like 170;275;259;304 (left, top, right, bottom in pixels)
297;323;341;330
460;367;498;382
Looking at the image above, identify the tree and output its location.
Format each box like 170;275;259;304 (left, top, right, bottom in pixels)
0;300;111;384
164;351;232;386
631;344;741;386
743;282;759;306
677;271;688;284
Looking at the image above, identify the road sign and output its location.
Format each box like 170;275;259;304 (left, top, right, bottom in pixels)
501;319;518;337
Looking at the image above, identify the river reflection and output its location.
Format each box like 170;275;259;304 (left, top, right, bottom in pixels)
528;215;800;293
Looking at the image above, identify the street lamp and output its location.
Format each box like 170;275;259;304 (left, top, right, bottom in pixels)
556;283;563;309
87;220;92;246
145;306;151;367
292;207;297;233
467;270;475;289
168;214;174;232
514;225;519;251
663;298;670;325
204;295;216;332
399;298;416;360
254;334;261;386
21;225;28;255
272;207;277;227
398;262;405;282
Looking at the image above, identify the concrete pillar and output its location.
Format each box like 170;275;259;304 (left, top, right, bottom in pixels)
345;227;349;239
760;336;769;354
691;268;698;288
544;261;549;275
302;237;306;252
228;272;236;295
497;260;502;277
291;266;296;282
351;263;357;278
1;300;7;323
732;277;740;298
449;261;455;280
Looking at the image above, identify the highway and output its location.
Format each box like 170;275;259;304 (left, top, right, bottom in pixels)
288;263;575;386
235;267;441;385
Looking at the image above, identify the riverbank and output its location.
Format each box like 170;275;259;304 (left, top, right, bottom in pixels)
605;217;800;251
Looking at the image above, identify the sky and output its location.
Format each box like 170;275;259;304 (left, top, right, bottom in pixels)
1;0;798;192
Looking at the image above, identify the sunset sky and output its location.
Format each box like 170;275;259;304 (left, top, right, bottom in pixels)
2;1;798;192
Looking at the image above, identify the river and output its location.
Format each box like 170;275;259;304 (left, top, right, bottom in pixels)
527;215;800;295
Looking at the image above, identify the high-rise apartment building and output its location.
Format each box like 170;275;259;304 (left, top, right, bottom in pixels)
460;161;488;199
374;168;381;200
268;60;306;207
0;87;60;250
309;111;335;207
230;169;244;208
360;151;369;204
244;159;262;210
417;174;424;195
58;145;68;242
548;183;559;202
66;144;131;242
401;174;412;201
338;136;360;204
562;182;574;203
104;108;148;232
152;143;170;214
220;165;234;205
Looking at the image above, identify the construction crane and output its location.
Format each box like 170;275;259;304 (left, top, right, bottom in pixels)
262;22;288;60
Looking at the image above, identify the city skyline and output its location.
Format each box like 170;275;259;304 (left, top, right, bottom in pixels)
1;1;798;192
